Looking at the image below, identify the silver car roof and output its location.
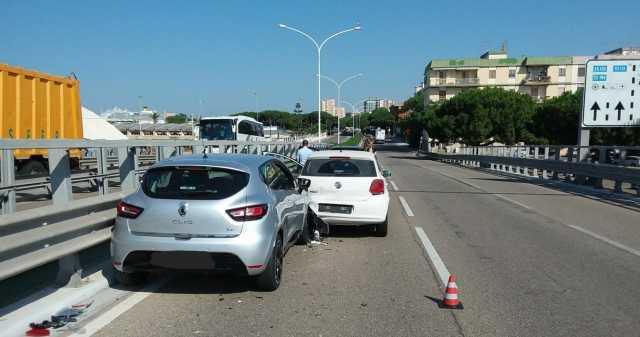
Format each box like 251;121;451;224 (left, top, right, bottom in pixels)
151;154;271;174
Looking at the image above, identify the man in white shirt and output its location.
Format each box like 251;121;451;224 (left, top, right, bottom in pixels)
296;140;313;165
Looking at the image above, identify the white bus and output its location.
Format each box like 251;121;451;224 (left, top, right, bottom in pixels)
198;116;264;141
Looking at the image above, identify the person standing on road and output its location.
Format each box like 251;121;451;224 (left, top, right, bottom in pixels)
297;139;313;165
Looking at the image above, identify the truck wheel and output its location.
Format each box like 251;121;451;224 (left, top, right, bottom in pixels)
19;160;48;176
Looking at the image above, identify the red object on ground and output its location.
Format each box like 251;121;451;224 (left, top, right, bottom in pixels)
25;327;50;336
441;275;464;309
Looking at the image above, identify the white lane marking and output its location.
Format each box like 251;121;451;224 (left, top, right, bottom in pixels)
566;224;640;258
420;164;533;211
68;280;166;337
389;180;399;191
398;196;414;217
420;162;640;258
492;193;533;211
415;227;450;287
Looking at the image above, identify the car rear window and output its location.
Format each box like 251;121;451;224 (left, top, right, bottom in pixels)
142;166;249;200
302;158;376;177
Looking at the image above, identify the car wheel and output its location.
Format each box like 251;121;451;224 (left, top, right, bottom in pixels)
374;217;388;237
114;268;146;286
254;235;283;291
296;210;313;245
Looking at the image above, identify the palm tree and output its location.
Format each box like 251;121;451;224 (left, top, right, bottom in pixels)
151;112;159;124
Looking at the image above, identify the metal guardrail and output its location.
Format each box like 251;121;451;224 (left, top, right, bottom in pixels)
0;139;301;285
419;141;640;196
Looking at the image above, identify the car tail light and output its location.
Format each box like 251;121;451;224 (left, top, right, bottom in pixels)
117;201;144;219
369;179;385;195
227;204;268;221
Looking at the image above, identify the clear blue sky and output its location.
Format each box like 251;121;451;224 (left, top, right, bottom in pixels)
2;0;638;116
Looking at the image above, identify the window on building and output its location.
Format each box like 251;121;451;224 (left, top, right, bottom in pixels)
559;67;567;77
438;90;447;101
508;69;516;79
439;71;446;79
489;70;496;79
577;67;586;77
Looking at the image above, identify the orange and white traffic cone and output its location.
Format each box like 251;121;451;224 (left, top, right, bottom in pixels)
440;275;463;309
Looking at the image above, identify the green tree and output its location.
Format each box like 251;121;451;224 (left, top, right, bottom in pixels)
166;113;188;124
369;107;394;127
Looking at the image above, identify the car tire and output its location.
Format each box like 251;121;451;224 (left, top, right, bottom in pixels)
254;235;283;291
296;211;313;245
374;218;388;237
114;268;146;286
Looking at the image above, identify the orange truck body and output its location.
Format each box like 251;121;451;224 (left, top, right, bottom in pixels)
0;63;83;162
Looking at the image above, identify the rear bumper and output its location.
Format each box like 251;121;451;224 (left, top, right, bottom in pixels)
110;219;275;276
308;196;388;226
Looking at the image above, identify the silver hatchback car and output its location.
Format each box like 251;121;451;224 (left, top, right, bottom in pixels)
111;154;310;290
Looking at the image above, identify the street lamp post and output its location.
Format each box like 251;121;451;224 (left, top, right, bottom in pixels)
319;73;363;144
278;23;362;142
341;100;357;132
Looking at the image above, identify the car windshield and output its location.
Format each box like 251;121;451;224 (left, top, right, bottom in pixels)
142;166;249;200
302;158;376;177
200;119;235;140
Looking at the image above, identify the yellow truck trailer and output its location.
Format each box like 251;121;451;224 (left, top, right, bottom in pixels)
0;63;83;174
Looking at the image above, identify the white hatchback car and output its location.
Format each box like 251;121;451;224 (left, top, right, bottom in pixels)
298;150;390;236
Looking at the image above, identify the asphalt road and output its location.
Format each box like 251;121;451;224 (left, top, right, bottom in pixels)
75;142;639;337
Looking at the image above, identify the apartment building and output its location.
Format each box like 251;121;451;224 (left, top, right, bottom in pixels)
363;98;397;113
321;99;346;117
423;48;588;104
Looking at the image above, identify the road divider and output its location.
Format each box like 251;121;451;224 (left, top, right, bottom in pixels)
398;196;414;217
389;180;399;191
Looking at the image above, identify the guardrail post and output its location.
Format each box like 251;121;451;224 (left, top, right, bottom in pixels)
542;147;550;179
594;147;607;189
614;180;623;193
532;147;539;177
565;146;574;182
193;145;204;156
97;148;110;195
56;253;82;287
48;148;73;206
552;147;560;180
1;149;17;214
118;147;138;192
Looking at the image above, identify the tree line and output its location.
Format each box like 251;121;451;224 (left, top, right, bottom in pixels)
399;88;640;147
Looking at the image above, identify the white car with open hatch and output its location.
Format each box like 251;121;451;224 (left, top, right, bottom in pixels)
298;149;391;236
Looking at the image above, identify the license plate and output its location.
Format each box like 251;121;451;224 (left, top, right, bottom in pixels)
319;204;353;214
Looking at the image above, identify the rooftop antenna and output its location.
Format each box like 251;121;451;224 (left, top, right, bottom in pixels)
501;40;508;53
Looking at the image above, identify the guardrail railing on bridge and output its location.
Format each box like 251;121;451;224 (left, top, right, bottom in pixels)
0;139;301;286
418;141;640;196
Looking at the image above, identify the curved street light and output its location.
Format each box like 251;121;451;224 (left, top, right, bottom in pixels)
341;100;358;138
320;73;363;143
278;23;362;142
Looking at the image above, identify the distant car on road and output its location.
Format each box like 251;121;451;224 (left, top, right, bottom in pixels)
298;150;391;236
375;128;386;144
623;156;640;167
111;154;311;291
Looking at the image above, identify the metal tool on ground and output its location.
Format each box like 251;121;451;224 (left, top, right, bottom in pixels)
440;275;463;309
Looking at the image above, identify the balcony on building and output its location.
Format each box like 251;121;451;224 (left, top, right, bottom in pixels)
522;67;550;84
429;69;480;87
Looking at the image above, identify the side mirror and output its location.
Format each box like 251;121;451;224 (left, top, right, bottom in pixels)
297;178;311;192
382;169;391;177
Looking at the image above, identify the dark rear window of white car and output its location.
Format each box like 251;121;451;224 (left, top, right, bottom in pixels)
302;158;376;177
142;166;249;200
